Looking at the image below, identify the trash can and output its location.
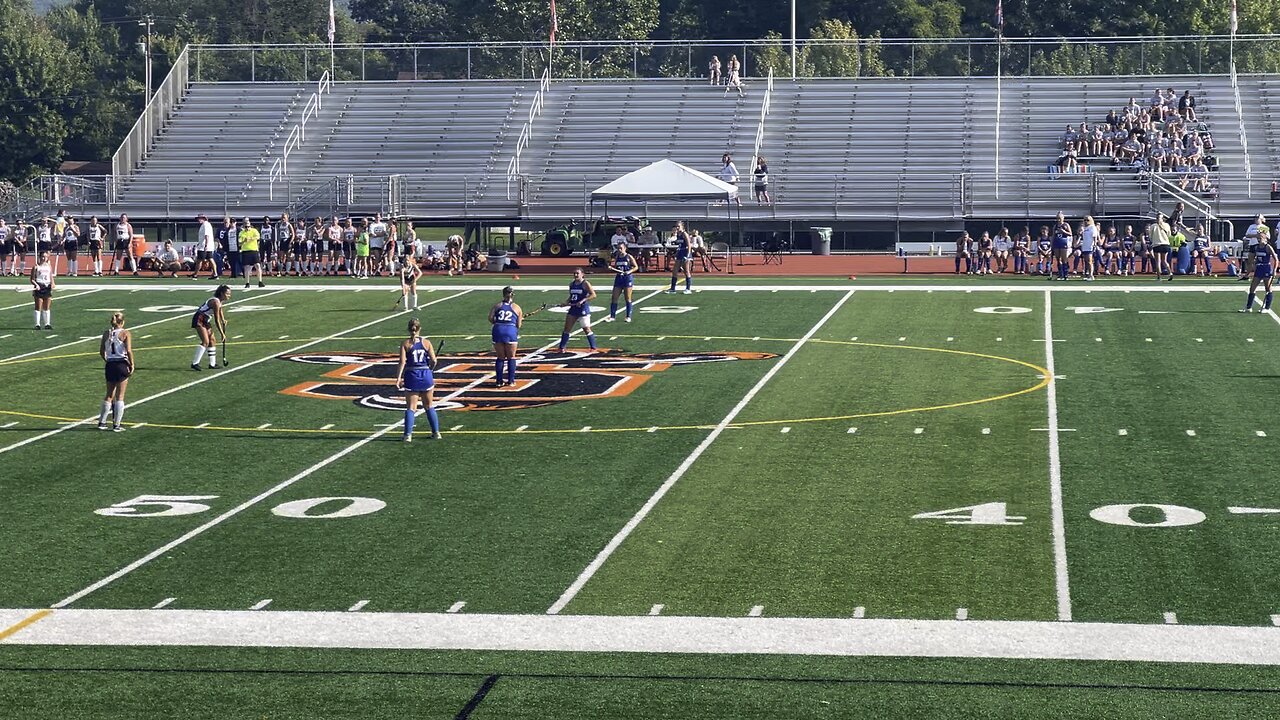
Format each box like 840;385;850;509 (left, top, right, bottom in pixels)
486;252;509;272
810;227;832;256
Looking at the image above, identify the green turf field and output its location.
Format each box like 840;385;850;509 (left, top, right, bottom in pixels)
1;276;1278;717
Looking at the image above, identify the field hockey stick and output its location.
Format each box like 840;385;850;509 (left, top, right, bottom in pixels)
430;339;445;371
392;291;404;310
522;303;548;319
221;325;229;367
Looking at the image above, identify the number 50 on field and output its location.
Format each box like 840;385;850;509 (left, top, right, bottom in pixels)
95;495;386;519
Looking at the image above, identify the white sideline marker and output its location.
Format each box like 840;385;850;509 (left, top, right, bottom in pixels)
1145;338;1152;342
45;335;57;339
152;598;176;609
0;422;16;428
547;290;856;616
850;337;858;341
250;599;273;611
752;337;760;341
649;604;664;616
1164;612;1178;625
1249;338;1255;343
451;425;464;431
847;427;858;434
956;608;969;621
580;426;591;432
981;428;991;435
141;334;152;339
748;605;764;617
186;335;195;339
914;427;924;435
447;602;466;614
0;334;10;339
1118;429;1128;436
278;335;289;340
1257;431;1268;438
898;336;906;342
465;335;475;340
348;600;369;612
780;427;791;434
1196;338;1204;343
515;425;528;432
1186;429;1197;437
657;336;666;341
946;337;954;342
996;337;1003;342
256;423;272;430
852;606;866;619
320;424;334;431
233;334;244;339
609;336;618;341
1271;614;1280;627
1095;337;1102;342
647;427;659;433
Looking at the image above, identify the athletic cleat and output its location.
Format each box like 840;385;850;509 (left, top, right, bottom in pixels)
258;282;265;288
43;325;51;330
624;317;632;323
682;289;693;294
403;434;412;443
665;289;677;294
112;425;125;433
431;432;443;440
34;325;40;330
244;283;251;289
191;363;201;371
98;422;108;430
604;316;615;323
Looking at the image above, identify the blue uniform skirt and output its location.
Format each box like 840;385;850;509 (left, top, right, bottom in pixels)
492;324;519;344
403;367;434;392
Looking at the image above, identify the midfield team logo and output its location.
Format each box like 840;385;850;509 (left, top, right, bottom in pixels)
279;348;777;411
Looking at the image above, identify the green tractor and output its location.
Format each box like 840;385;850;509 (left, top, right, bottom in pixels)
539;220;583;257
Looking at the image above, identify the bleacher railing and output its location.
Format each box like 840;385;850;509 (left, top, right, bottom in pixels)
1229;62;1253;198
506;66;551;201
269;70;332;202
748;68;774;191
111;45;190;188
189;35;1280;82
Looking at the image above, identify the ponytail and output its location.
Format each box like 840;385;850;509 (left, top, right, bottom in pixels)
110;311;125;328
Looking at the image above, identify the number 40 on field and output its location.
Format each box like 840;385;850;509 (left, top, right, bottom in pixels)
912;502;1254;528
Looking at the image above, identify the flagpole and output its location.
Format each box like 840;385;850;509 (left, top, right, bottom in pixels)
994;0;1003;201
328;0;336;78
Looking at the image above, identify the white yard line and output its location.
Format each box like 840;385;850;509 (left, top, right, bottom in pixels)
0;290;468;460
50;289;667;609
0;288;99;312
1042;289;1073;623
6;610;1280;665
546;290;856;615
0;281;1255;293
0;288;288;364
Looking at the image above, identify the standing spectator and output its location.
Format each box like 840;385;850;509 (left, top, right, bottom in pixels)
708;55;721;85
724;54;744;97
1079;215;1098;281
194;214;216;279
238;217;264;289
1148;213;1173;280
719;154;742;205
1242;214;1266;281
1169;201;1185;234
1052;212;1072;280
753;156;771;204
1179;90;1197;122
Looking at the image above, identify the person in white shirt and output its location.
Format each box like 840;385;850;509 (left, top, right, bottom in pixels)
719;154;742;206
193;214;216;279
154;240;182;277
1079;216;1099;281
610;226;630;250
369;213;388;276
30;250;54;330
724;54;744;97
1243;214;1265;281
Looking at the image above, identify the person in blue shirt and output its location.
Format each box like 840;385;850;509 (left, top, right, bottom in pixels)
395;317;440;442
607;241;637;322
489;286;523;386
668;221;695;294
1242;229;1277;313
557;268;597;352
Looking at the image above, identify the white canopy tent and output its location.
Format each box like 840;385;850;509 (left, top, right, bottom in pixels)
589;159;740;273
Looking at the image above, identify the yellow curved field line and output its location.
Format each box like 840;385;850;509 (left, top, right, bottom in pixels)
0;335;1050;435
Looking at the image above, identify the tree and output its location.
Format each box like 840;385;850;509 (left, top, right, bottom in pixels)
0;1;78;179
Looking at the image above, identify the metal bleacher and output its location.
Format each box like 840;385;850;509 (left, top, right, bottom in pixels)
95;63;1273;226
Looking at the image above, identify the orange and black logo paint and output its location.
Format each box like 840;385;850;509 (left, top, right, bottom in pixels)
280;348;777;412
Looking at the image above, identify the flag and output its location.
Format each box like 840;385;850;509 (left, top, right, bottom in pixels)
1231;0;1239;34
328;0;336;44
995;0;1004;32
550;0;558;46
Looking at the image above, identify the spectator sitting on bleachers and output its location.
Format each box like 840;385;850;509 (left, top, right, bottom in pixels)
1061;125;1079;148
1105;109;1120;129
1179;90;1197;122
1057;142;1079;171
1149;88;1166;121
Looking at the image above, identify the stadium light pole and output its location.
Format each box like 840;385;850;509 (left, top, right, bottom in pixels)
790;0;796;79
137;16;154;105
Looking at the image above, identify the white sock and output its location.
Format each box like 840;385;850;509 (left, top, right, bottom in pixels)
99;400;110;424
193;346;206;365
208;346;217;367
34;311;40;326
410;292;418;308
42;310;50;326
112;400;125;426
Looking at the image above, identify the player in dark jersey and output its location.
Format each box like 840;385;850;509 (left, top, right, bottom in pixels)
61;217;80;276
191;284;230;370
607;241;637;322
111;214;137;276
668;221;695;294
489;286;523;387
86;217;106;276
1190;226;1213;276
1035;226;1052;275
558;268;598;352
953;231;971;274
1242;230;1277;313
98;311;134;432
1012;226;1030;274
399;255;422;310
0;219;12;277
395;317;440;442
976;231;994;275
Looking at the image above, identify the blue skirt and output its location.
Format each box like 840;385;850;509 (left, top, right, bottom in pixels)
403;368;434;392
492;325;519;344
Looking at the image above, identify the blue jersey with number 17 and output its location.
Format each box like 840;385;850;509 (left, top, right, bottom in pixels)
406;339;432;370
